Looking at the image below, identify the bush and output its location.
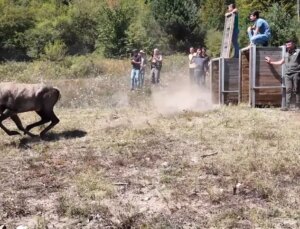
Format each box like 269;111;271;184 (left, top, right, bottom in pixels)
43;40;67;61
205;29;222;57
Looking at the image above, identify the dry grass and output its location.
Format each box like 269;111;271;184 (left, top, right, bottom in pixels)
0;66;300;228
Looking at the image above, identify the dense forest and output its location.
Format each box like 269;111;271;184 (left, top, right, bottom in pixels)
0;0;299;60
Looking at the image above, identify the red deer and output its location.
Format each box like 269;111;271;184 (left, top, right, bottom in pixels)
0;83;60;138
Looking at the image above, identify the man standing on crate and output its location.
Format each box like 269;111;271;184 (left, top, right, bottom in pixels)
265;40;300;111
225;3;239;58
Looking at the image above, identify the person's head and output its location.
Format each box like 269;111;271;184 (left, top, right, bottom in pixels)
228;3;236;12
132;49;138;56
189;47;195;54
196;48;202;55
250;11;259;21
201;47;206;54
154;48;159;55
285;40;296;53
139;50;145;56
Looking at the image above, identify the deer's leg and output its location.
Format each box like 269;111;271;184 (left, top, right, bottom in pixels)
25;110;59;138
25;111;50;132
10;114;37;137
40;110;60;138
0;109;21;136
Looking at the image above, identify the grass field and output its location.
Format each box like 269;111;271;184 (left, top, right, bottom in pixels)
0;59;300;228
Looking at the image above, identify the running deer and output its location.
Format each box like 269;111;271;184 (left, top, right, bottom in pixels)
0;83;60;138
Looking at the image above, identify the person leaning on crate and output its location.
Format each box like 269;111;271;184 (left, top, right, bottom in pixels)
265;40;300;111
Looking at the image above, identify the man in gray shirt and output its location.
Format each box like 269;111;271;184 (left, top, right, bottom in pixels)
193;48;209;87
265;40;300;111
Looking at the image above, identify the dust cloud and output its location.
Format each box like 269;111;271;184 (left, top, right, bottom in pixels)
151;73;213;114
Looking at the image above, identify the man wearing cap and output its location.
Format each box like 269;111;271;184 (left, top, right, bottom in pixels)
265;40;300;111
139;50;147;88
130;49;141;90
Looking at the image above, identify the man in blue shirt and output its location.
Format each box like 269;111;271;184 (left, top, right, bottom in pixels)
247;11;271;46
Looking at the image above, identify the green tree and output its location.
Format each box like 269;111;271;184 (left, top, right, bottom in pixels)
24;1;67;58
0;0;34;51
265;3;298;46
61;0;100;54
125;0;168;54
150;0;204;51
96;1;134;57
200;0;227;31
205;29;222;57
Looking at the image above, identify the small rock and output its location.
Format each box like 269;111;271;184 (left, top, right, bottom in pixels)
16;226;28;229
176;203;182;209
233;182;243;195
161;162;169;167
88;215;93;222
143;196;151;201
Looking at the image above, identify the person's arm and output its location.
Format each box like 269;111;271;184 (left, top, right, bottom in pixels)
225;8;238;16
189;54;194;64
132;58;141;64
265;56;284;65
253;19;263;35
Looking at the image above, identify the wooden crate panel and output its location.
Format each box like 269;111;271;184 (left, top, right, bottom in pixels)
224;93;238;105
254;88;282;106
240;50;250;103
224;58;239;91
211;59;220;104
255;48;282;87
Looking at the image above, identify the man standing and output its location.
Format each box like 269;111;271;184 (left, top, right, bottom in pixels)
150;48;163;84
193;48;210;87
130;49;141;90
188;47;196;83
265;40;300;111
247;11;271;46
225;3;239;58
139;50;147;88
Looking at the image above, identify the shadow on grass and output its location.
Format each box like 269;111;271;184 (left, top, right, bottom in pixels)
15;129;87;149
43;129;87;141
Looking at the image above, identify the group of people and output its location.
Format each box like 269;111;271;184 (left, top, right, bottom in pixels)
227;3;299;111
188;47;210;87
130;48;162;91
226;4;271;58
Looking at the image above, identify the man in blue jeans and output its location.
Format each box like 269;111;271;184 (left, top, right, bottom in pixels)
130;49;141;90
247;11;271;46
